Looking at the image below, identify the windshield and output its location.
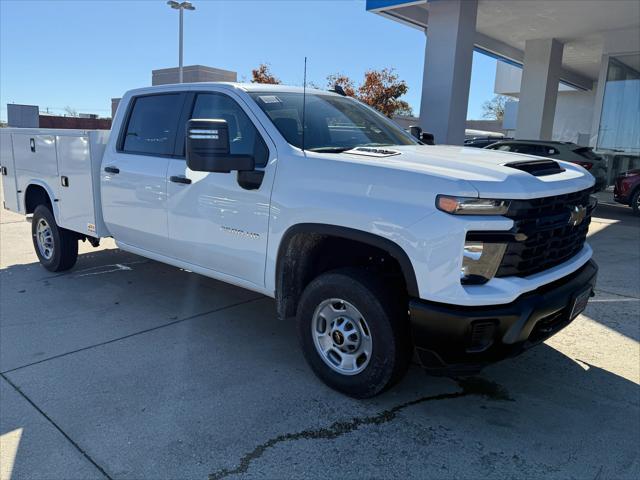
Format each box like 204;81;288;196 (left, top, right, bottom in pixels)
248;91;418;151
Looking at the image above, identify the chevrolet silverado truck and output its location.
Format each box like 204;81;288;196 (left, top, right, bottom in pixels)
0;83;598;398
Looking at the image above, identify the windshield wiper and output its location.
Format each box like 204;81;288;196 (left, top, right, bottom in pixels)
307;146;355;153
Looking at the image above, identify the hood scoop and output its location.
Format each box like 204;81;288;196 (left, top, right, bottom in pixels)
348;147;401;158
504;159;565;177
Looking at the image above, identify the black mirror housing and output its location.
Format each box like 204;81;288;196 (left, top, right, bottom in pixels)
408;125;435;145
421;132;435;145
186;119;255;173
409;125;422;140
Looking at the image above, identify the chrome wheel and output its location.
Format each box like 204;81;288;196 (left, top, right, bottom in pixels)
311;298;372;376
36;218;54;260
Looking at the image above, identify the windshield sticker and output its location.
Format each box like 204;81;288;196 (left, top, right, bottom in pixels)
258;95;282;104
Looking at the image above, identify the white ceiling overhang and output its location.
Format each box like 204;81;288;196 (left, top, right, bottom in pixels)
367;0;640;91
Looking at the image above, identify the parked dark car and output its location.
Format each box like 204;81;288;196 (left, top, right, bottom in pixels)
614;169;640;216
464;136;510;148
485;140;608;191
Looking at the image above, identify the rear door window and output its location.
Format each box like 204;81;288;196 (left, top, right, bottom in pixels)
121;94;185;156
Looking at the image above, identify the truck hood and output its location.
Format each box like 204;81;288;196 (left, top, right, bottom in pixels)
334;144;595;199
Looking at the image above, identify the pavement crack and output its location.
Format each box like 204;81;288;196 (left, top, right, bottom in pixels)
208;377;512;480
0;373;113;480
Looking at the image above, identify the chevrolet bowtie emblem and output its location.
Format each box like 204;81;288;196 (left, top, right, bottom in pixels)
568;205;587;227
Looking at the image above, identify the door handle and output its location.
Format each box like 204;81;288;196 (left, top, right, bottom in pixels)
170;175;192;185
0;166;7;175
104;166;120;174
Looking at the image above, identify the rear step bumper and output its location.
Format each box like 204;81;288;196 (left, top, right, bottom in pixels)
409;260;598;375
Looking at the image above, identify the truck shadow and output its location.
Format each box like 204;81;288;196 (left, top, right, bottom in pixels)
584;203;640;342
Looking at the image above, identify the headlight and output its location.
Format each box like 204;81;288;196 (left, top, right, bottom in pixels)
461;241;506;285
437;195;510;215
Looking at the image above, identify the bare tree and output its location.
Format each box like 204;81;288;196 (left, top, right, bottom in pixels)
482;95;509;121
63;106;78;117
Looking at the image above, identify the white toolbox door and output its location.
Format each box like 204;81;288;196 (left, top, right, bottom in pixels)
56;134;99;236
12;133;59;214
0;132;20;212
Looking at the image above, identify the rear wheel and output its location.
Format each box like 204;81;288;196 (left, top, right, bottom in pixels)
297;268;411;398
31;205;78;272
631;189;640;216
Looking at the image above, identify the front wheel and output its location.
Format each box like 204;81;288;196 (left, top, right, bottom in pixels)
296;268;411;398
31;205;78;272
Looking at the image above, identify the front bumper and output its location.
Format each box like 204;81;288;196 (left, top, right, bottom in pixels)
409;260;598;374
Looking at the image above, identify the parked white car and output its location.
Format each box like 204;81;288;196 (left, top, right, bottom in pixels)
0;83;598;397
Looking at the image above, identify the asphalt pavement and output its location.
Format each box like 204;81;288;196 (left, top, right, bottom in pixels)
1;197;638;480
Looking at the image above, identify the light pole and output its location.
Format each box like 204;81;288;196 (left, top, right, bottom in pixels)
167;1;195;83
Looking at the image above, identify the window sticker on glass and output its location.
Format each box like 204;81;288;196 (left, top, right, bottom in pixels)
258;95;282;104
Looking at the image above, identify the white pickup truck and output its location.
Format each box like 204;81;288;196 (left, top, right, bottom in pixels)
1;83;598;398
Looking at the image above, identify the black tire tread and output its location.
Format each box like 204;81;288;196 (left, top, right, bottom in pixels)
32;205;78;272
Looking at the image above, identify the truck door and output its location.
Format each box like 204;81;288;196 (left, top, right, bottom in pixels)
166;91;276;287
0;132;19;212
101;93;186;254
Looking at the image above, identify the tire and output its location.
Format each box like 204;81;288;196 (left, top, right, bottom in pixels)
31;205;78;272
296;268;411;398
631;189;640;217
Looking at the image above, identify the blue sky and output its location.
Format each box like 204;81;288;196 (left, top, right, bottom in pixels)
0;0;497;121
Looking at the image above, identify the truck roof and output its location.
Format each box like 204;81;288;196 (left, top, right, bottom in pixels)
123;82;339;97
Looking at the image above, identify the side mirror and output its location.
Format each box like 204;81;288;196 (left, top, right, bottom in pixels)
420;132;435;145
409;125;422;140
186;119;255;173
409;125;435;145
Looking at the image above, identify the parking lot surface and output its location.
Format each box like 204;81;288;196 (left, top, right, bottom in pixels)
1;199;639;480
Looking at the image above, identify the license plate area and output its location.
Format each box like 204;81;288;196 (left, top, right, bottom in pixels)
570;287;592;320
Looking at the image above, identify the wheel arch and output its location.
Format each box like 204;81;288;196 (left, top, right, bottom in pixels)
24;181;58;218
275;223;419;320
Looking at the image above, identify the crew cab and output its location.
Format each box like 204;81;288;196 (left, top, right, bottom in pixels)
0;83;598;398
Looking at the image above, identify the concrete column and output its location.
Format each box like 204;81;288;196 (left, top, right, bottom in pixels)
419;0;477;145
516;38;564;140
